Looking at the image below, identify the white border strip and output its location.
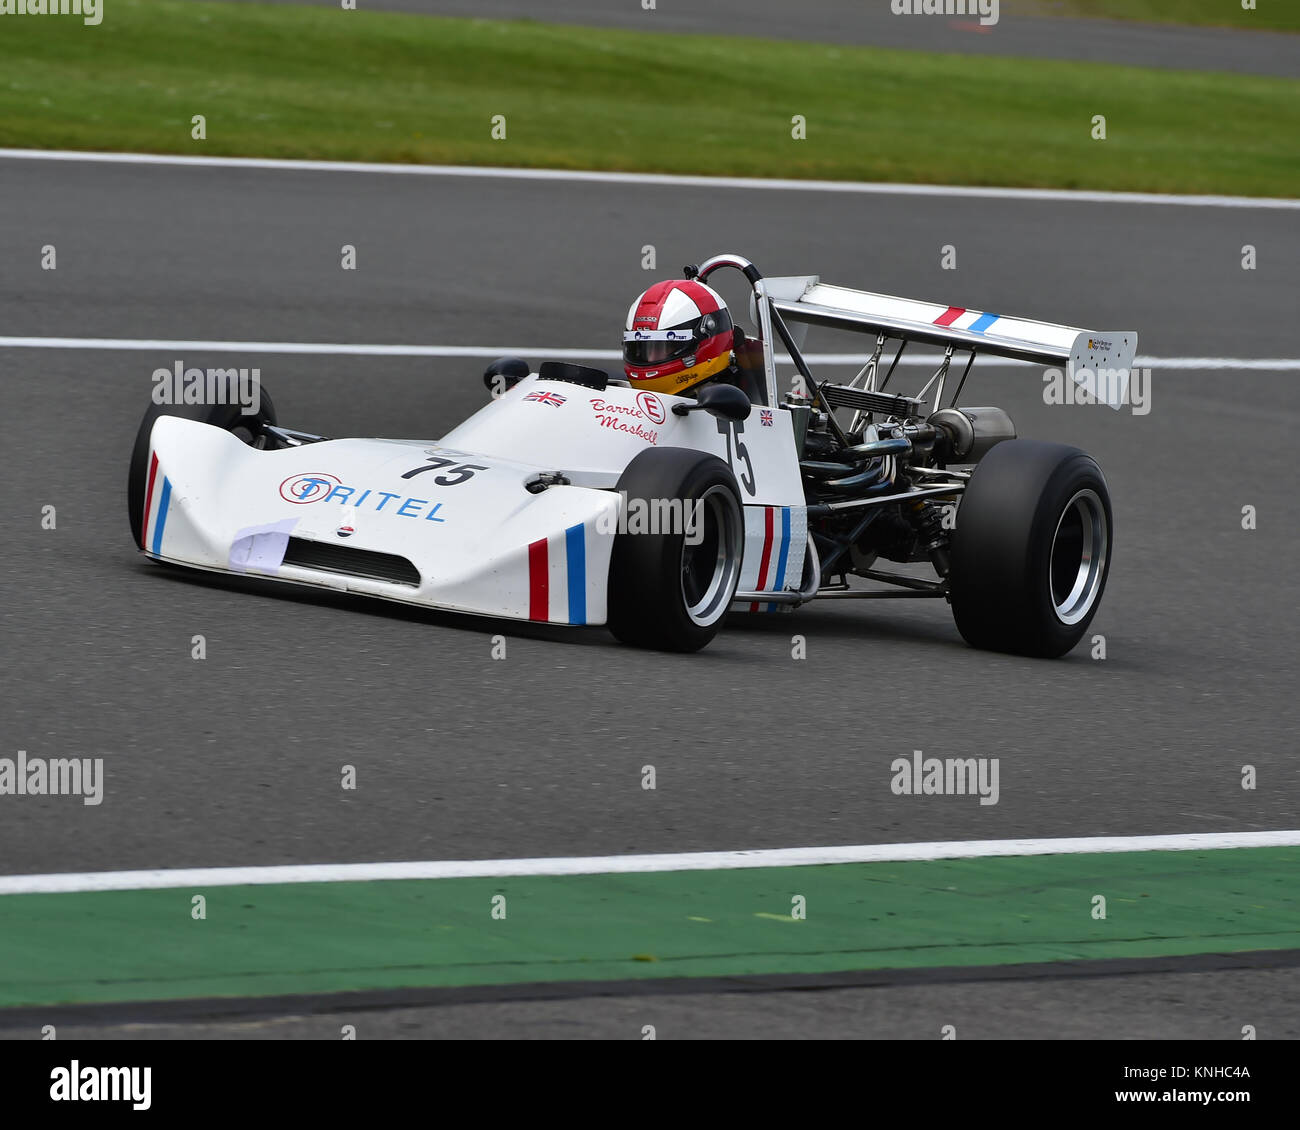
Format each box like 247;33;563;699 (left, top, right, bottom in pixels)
0;336;1295;370
3;831;1297;895
1;148;1297;210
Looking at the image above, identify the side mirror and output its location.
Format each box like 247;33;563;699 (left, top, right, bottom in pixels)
483;356;530;394
671;382;752;422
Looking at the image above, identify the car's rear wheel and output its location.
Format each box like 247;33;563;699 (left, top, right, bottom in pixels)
949;438;1112;658
128;389;277;549
607;448;744;652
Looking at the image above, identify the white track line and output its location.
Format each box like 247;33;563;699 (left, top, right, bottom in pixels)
1;148;1297;210
2;831;1297;895
0;337;1295;370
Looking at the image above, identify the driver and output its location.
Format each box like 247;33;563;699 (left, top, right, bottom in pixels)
622;279;741;397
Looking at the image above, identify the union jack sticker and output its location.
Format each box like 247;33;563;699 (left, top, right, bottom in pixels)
760;409;773;427
524;391;567;407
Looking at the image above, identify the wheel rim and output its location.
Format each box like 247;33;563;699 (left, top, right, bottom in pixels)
680;486;743;627
1049;488;1108;625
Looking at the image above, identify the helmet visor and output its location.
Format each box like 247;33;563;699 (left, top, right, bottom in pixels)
624;310;732;369
623;327;699;367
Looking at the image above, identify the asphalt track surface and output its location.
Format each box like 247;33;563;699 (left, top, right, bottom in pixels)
1;153;1297;1037
209;0;1300;77
14;964;1300;1040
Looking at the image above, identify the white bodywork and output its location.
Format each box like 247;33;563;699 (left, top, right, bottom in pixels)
138;254;1135;632
140;375;809;627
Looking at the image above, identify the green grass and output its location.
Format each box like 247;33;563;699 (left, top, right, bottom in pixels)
0;0;1296;196
1013;0;1300;33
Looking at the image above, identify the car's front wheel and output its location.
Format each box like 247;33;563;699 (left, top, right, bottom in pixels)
607;448;744;652
949;438;1112;658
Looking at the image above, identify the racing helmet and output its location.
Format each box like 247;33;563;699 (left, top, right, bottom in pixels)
623;279;734;395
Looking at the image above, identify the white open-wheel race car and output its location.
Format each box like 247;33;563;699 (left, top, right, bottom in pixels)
128;253;1137;656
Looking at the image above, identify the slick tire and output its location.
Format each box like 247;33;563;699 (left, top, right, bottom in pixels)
949;438;1112;658
607;448;744;652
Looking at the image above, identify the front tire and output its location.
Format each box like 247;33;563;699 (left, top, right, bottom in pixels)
949;439;1112;658
607;448;744;652
128;389;277;549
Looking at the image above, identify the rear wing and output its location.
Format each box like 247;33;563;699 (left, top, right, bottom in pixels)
758;275;1138;409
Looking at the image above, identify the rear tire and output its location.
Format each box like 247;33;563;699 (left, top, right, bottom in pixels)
128;389;277;549
607;448;744;652
949;438;1112;658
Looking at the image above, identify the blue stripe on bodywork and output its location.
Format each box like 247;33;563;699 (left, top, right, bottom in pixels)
151;478;172;556
565;523;586;625
969;312;999;334
769;506;792;612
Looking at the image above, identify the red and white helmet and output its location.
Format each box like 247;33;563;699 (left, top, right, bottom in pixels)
623;279;734;395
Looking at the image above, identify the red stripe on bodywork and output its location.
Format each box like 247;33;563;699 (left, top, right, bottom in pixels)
528;538;549;621
750;507;776;612
142;452;159;549
933;306;965;326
